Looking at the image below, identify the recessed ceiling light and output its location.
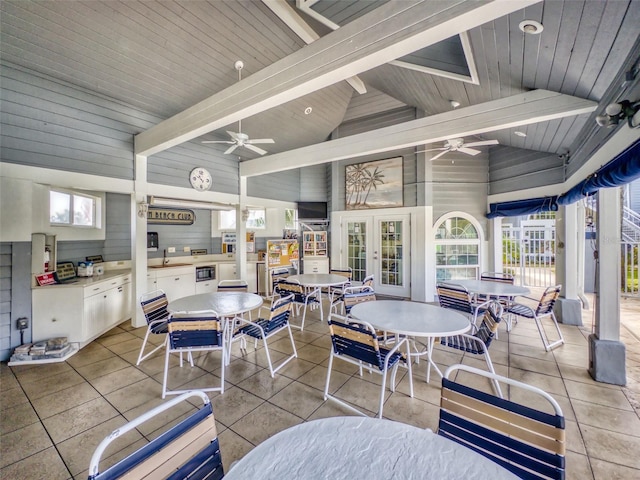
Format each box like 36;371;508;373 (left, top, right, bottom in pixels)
514;131;527;137
519;20;543;35
304;107;312;115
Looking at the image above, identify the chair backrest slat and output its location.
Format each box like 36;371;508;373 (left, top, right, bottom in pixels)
140;292;169;324
266;295;293;331
439;374;565;480
437;283;473;314
474;302;502;348
536;285;561;316
342;286;376;313
217;280;248;293
90;399;224;480
328;316;383;369
168;314;223;348
362;274;374;287
480;272;514;284
330;268;352;280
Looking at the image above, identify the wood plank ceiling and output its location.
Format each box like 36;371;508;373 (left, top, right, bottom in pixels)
1;0;639;176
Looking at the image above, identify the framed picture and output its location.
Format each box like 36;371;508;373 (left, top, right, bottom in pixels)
346;157;403;210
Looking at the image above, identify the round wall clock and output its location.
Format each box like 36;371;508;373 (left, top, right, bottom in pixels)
189;167;212;191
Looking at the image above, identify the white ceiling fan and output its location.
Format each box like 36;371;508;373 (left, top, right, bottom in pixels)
418;137;499;161
202;61;275;156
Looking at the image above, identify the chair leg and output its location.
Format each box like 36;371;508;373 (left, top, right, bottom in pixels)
324;352;334;400
378;368;388;418
482;350;503;398
162;347;171;399
136;328;160;365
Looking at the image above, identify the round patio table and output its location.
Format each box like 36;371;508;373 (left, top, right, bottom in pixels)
224;416;518;479
167;292;263;316
350;300;470;383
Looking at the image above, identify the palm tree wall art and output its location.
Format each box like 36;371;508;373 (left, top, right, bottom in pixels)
345;157;403;210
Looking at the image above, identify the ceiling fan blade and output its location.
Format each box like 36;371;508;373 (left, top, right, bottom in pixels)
202;140;234;144
458;147;481;156
464;140;499;147
244;144;268;155
224;144;239;155
226;131;241;141
430;149;450;161
246;138;275;144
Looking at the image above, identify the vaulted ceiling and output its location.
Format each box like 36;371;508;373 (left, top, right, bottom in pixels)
1;0;639;182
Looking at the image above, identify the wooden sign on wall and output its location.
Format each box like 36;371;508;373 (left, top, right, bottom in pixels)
147;207;195;225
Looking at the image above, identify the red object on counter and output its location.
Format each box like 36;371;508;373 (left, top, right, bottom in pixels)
35;273;57;286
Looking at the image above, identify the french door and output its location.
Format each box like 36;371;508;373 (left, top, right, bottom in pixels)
343;214;410;297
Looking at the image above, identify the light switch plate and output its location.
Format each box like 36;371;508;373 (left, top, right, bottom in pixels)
168;247;176;253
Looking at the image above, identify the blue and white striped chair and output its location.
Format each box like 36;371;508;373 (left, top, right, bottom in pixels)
324;314;413;418
437;282;487;327
439;300;504;397
88;391;224;480
507;285;564;351
233;294;297;377
274;280;321;331
438;364;565;480
162;310;225;398
137;290;170;365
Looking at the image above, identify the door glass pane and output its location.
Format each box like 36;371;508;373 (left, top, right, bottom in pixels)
380;220;403;287
347;221;367;282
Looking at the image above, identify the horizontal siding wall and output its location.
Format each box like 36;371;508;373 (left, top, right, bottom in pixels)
342;88;408;123
0;243;11;360
334;106;416;138
300;165;329;202
248;170;301;202
432;153;489;236
0;63;156;179
56;193;132;264
148;142;240;195
489;146;564;195
147;210;214;259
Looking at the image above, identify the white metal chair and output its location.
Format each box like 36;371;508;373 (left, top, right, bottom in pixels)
436;282;487;327
88;391;224;480
274;280;322;331
162;310;226;398
217;279;249;292
438;364;565;480
507;285;565;351
232;294;297;377
137;290;169;365
439;300;504;397
324;313;413;418
327;266;353;304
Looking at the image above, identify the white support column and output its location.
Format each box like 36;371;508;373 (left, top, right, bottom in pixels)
589;187;625;385
236;177;247;280
489;218;503;273
554;203;582;325
132;153;149;328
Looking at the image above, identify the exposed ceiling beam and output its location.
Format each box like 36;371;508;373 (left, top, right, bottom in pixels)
262;0;366;94
240;90;598;177
135;0;540;156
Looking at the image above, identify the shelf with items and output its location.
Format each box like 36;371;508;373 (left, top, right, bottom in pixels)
302;231;327;258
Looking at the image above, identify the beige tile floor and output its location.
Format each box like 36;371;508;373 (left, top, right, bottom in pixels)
2;293;640;479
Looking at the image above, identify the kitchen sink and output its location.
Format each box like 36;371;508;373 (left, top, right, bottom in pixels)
148;263;193;268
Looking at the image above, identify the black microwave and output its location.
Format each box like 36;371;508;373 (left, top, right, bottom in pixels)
195;265;215;282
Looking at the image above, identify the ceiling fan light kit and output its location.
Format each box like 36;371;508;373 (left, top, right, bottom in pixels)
201;60;276;155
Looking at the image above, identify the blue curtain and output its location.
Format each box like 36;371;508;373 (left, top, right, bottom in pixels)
486;196;558;219
557;138;640;205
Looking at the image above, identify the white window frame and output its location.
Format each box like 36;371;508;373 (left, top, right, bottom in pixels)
49;188;98;228
434;212;483;282
219;208;267;230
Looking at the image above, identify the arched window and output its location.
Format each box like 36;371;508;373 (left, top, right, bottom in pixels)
435;214;481;282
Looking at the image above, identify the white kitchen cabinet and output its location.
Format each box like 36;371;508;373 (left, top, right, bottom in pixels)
217;262;258;293
152;266;196;302
217;263;237;282
32;273;132;347
303;258;329;274
195;279;218;294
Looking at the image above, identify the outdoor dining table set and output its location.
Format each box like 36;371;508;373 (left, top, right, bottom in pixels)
90;278;567;480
